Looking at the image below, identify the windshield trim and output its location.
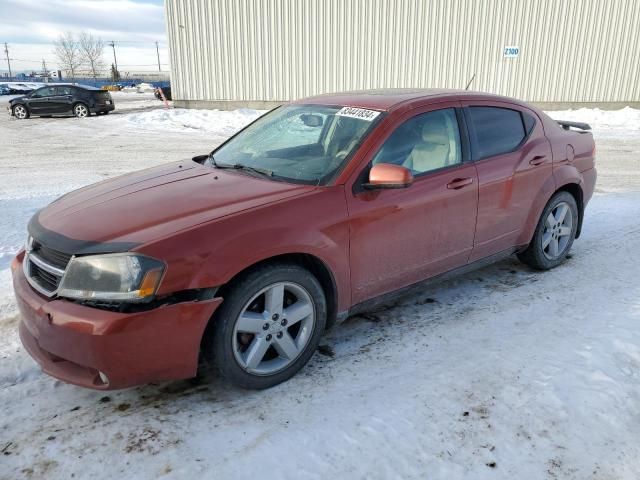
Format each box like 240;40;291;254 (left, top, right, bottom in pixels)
209;103;386;186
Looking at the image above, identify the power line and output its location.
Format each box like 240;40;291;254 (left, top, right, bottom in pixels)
108;40;167;45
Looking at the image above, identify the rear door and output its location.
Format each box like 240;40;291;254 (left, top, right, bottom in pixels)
461;102;554;261
346;103;479;304
47;86;75;114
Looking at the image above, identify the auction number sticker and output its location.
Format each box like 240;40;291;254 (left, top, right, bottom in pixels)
336;107;381;121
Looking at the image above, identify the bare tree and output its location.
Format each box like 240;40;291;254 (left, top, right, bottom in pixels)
79;32;105;80
54;32;81;81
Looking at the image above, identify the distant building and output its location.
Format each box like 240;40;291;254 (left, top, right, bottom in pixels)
120;71;171;82
165;0;640;110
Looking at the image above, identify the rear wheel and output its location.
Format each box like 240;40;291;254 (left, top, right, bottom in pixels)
518;191;579;270
73;103;90;118
12;104;29;119
204;263;326;389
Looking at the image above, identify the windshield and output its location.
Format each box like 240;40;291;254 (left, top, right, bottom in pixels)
209;104;382;184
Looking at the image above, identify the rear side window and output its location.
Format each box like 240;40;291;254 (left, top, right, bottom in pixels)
468;107;526;160
56;86;73;95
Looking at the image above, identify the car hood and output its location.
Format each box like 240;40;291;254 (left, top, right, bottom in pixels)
9;95;26;103
29;160;315;254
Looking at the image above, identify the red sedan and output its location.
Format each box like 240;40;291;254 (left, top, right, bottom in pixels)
12;89;596;390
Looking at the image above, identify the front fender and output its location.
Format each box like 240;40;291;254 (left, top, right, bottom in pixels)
139;187;352;313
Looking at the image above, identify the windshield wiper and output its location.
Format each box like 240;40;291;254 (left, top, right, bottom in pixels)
211;159;273;178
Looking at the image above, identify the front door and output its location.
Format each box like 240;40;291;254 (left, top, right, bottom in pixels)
347;105;479;304
26;86;56;114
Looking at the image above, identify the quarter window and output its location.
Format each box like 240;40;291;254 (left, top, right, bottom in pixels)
522;112;536;134
372;108;462;175
468;107;526;160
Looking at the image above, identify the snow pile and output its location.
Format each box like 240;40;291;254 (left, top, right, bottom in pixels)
136;82;156;93
125;108;266;135
0;81;46;89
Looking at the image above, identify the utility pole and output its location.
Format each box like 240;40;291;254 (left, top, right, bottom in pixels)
3;42;12;77
109;41;118;79
155;41;161;72
41;59;48;81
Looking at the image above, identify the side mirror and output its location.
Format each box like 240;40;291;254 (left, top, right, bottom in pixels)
300;113;324;127
363;163;414;190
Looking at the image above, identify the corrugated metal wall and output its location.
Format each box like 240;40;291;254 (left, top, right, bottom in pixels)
165;0;640;107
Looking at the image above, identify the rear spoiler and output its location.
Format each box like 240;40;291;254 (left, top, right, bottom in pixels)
556;120;591;131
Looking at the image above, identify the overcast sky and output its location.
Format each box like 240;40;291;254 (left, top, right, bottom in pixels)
0;0;169;75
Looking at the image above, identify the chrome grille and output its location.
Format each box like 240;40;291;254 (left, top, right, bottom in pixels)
33;242;72;269
24;238;71;297
29;262;59;291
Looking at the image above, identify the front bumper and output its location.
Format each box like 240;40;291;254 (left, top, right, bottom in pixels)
11;252;222;390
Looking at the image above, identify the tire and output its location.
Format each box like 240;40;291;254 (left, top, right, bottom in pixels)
518;191;579;270
12;104;29;119
73;103;90;118
204;263;327;389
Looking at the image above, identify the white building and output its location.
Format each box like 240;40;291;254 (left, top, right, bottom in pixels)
165;0;640;109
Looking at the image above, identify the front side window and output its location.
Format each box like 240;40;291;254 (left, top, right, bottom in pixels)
468;107;526;160
211;104;381;184
31;87;56;98
372;108;462;175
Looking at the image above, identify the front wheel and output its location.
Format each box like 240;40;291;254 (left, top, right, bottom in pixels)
73;103;90;118
518;191;579;270
12;104;29;119
204;263;326;389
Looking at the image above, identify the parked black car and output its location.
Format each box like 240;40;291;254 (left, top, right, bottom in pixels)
0;83;35;95
8;84;115;119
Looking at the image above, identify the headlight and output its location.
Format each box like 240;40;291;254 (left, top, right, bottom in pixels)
58;253;165;303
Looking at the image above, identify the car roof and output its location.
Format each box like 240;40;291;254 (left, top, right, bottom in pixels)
295;88;528;111
37;83;103;91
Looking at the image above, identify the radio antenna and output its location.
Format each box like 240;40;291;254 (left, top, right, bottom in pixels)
464;73;476;90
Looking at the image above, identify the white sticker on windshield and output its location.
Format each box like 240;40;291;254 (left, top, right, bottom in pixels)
336;106;381;121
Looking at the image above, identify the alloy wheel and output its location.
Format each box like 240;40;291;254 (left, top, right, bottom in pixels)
542;201;573;260
74;104;89;117
13;105;27;119
232;282;315;375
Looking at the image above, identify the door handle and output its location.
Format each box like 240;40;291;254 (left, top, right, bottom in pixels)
529;155;547;166
446;177;474;190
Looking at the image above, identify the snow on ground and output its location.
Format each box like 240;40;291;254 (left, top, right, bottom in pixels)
0;103;639;479
109;91;171;111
